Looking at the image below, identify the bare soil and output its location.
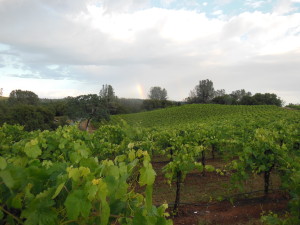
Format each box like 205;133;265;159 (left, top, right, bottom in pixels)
151;156;289;225
171;192;288;225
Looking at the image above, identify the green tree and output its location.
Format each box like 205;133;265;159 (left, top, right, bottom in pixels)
99;84;116;104
8;89;39;105
252;93;283;107
239;95;258;105
8;105;56;131
0;101;9;125
212;94;234;105
187;79;215;103
66;94;109;130
240;93;283;106
214;89;226;97
99;84;121;114
39;99;67;117
230;89;252;103
148;86;168;100
142;99;174;111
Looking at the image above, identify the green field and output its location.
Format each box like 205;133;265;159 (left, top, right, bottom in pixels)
111;104;292;128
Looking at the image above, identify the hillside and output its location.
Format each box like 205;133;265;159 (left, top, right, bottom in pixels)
0;96;8;101
111;104;287;128
1;103;300;224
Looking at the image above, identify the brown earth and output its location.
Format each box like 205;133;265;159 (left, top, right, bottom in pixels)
171;192;288;225
150;156;289;225
78;119;96;132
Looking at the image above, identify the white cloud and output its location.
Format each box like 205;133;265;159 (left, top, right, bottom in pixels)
213;0;234;5
160;0;176;6
273;0;299;15
212;10;223;15
0;0;299;103
100;0;150;13
245;0;264;8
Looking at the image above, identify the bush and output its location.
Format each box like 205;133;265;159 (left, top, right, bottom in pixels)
8;104;57;131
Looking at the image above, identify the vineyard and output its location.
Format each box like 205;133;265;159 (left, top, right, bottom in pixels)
111;104;287;128
1;104;300;224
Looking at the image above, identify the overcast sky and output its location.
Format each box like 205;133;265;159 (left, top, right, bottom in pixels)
0;0;300;103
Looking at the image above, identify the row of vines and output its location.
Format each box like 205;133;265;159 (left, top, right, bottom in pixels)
0;124;172;225
1;105;300;224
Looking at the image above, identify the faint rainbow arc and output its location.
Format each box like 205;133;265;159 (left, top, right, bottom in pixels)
136;84;145;99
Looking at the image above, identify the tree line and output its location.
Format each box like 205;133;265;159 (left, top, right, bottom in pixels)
0;85;177;131
185;79;284;107
137;79;285;107
0;79;295;131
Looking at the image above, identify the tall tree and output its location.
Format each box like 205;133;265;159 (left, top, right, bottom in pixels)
99;84;116;104
214;89;226;97
66;94;109;130
8;89;39;105
230;89;252;102
187;79;215;103
99;84;121;114
148;86;168;100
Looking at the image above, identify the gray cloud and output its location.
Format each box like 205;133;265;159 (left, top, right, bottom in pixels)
0;0;299;103
101;0;150;13
9;73;41;79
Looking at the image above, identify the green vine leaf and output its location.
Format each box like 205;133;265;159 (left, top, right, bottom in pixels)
64;190;92;220
0;156;7;170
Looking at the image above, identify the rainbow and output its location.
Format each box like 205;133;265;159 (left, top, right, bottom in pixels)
136;84;145;99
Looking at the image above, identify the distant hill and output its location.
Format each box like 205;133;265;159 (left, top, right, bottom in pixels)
111;104;287;128
0;96;8;101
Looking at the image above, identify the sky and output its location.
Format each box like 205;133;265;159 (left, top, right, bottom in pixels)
0;0;300;103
